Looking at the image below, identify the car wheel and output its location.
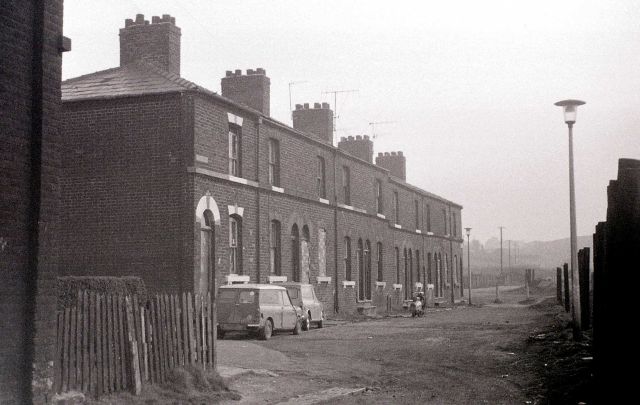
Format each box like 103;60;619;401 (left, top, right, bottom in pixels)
259;319;273;340
217;329;225;340
293;319;301;335
317;312;324;328
302;314;310;331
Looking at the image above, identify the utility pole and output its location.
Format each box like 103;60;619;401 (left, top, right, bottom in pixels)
288;80;308;123
496;226;505;303
508;239;511;284
321;89;358;144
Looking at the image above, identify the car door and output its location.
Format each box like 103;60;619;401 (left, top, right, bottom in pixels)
260;289;283;329
281;290;298;329
217;288;238;326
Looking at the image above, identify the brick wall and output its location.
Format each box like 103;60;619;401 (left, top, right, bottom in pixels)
1;0;64;402
59;94;189;293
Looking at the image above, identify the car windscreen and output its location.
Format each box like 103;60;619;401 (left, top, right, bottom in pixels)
238;290;256;304
218;290;236;303
260;290;283;305
301;286;314;300
286;287;301;305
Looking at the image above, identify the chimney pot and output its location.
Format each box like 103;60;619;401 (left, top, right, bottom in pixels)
135;14;145;23
347;136;354;141
304;103;309;109
247;69;255;75
256;68;266;74
398;151;404;156
364;135;370;140
125;18;134;27
235;69;242;76
295;104;303;110
152;16;160;23
226;70;233;77
162;14;170;22
391;151;397;156
384;152;390;156
314;102;321;109
378;152;383;157
170;17;176;24
340;137;347;142
322;102;330;109
356;135;362;140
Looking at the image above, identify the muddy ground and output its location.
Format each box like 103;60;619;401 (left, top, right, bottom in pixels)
218;285;593;405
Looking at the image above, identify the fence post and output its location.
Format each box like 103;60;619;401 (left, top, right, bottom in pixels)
125;296;142;395
579;248;591;329
556;267;562;304
563;263;570;312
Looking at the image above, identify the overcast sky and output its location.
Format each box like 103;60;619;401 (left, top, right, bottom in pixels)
62;0;640;244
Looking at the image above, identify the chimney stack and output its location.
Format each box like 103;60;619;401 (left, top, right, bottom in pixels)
376;151;406;180
292;102;334;145
338;135;373;163
120;14;181;75
221;68;271;115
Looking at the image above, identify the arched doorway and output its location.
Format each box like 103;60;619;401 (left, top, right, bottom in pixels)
196;193;220;296
291;224;300;282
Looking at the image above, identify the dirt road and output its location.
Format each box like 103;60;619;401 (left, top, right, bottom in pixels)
218;287;566;404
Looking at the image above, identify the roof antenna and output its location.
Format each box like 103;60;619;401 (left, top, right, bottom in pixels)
321;89;358;144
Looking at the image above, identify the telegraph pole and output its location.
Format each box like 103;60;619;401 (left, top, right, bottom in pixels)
496;226;505;303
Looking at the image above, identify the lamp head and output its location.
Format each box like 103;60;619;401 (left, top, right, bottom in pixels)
464;227;471;237
554;99;586;125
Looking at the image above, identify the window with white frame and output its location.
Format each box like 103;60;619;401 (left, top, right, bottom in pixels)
268;138;280;186
317;156;326;199
270;220;281;275
228;125;241;177
375;179;383;214
229;215;242;274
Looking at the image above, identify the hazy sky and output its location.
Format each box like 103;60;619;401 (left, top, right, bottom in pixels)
62;0;640;244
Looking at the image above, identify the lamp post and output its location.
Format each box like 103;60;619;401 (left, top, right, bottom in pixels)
554;99;585;335
465;227;472;305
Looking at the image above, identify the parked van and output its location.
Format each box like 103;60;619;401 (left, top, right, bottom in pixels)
281;282;324;330
217;284;301;340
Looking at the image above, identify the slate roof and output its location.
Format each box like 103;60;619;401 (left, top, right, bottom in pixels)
62;63;206;101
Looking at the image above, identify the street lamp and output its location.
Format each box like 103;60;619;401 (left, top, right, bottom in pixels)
465;227;472;305
554;99;585;334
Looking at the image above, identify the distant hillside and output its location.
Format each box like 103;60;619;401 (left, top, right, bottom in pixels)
467;235;593;275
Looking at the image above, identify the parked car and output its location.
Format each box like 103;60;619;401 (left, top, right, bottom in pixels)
281;282;324;330
217;284;302;340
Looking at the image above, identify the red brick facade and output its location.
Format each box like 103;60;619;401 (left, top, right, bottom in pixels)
59;14;464;319
1;0;66;402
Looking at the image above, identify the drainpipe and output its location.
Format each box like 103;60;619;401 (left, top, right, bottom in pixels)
332;148;339;314
255;117;262;283
449;206;455;305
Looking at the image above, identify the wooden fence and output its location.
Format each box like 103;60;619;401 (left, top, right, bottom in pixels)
54;291;216;397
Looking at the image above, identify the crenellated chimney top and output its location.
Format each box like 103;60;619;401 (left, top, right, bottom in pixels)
221;68;271;115
120;14;181;75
